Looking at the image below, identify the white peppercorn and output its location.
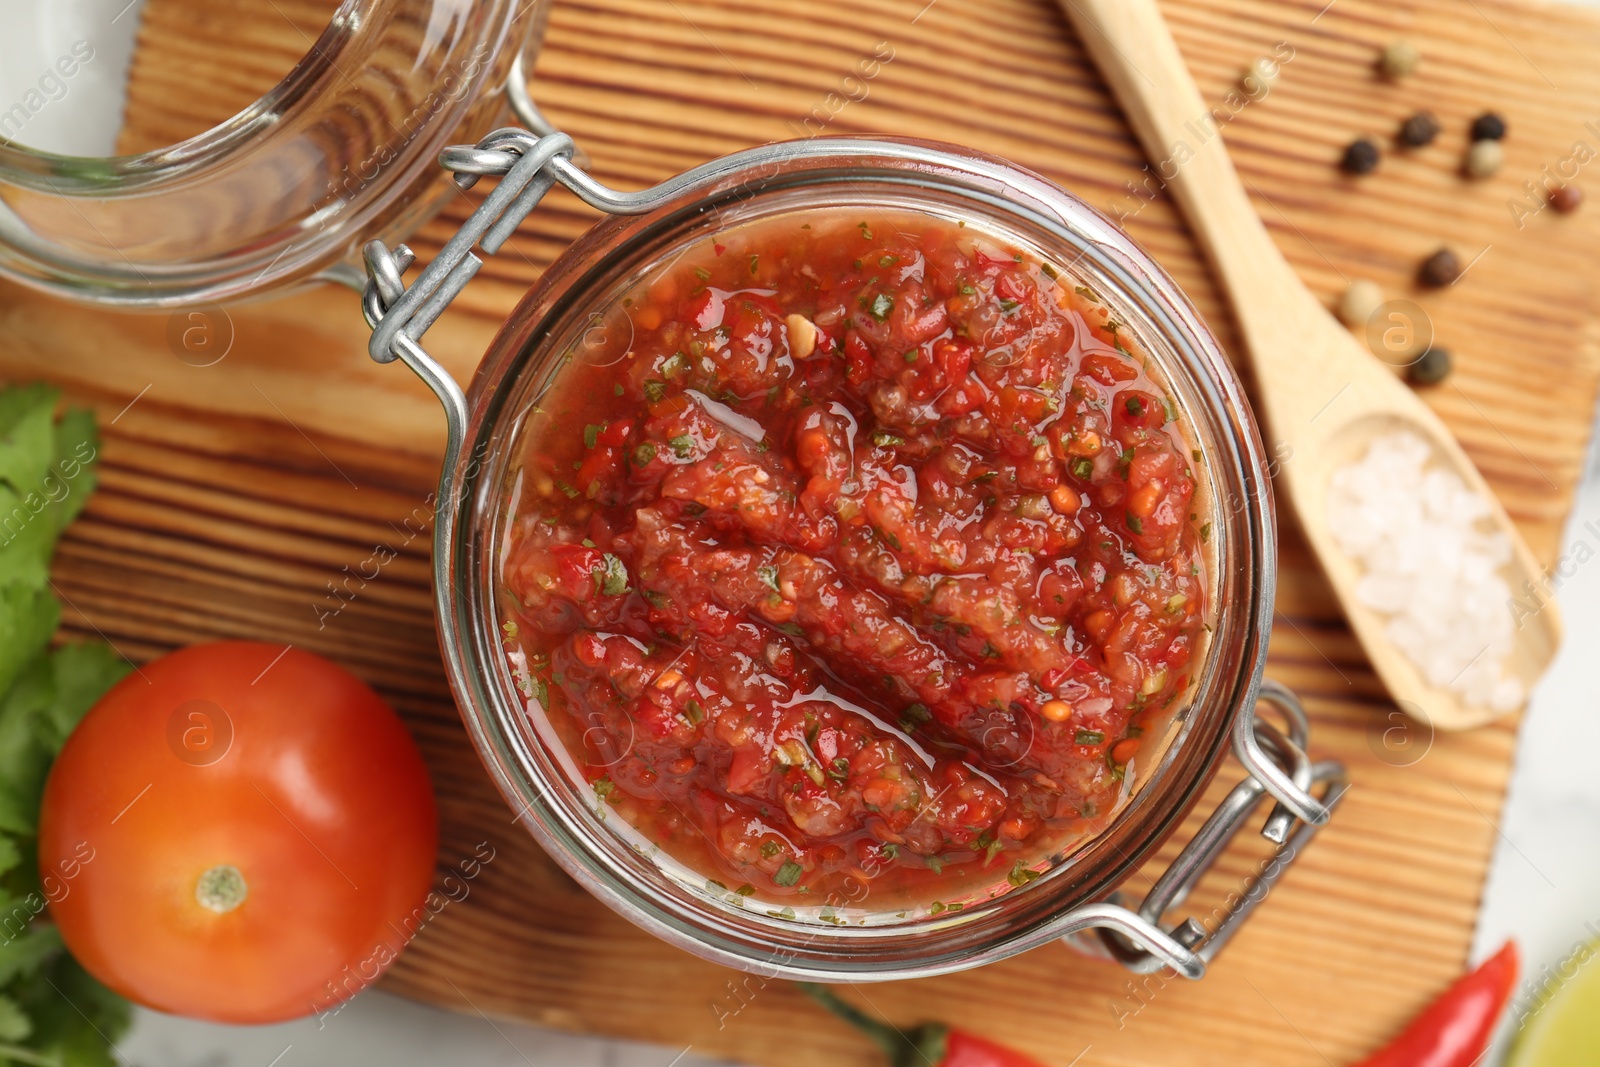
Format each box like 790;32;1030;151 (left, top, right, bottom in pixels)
1465;139;1504;179
1241;56;1280;97
1379;41;1421;79
1338;280;1385;329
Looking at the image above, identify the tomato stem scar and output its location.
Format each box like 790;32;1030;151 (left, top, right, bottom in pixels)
196;864;248;914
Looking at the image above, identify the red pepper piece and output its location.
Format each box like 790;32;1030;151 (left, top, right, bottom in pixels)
1353;941;1519;1067
941;1030;1049;1067
799;983;1046;1067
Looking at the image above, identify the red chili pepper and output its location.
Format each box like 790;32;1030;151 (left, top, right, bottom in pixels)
798;983;1046;1067
1353;941;1519;1067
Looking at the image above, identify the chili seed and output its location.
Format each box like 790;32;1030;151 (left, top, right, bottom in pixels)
785;313;818;360
1379;40;1421;79
1471;112;1507;141
1550;183;1585;214
1418;247;1462;287
1017;493;1052;520
1464;139;1504;179
1342;137;1381;175
1338;279;1385;329
1111;737;1142;765
1041;700;1073;723
1408;346;1453;385
1398;111;1440;148
1048;485;1080;514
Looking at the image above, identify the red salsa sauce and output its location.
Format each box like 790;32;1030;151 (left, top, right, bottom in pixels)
498;209;1210;912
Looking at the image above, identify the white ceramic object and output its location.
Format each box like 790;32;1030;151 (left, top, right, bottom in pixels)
0;0;143;155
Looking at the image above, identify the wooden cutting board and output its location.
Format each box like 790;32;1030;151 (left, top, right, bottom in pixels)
4;0;1598;1063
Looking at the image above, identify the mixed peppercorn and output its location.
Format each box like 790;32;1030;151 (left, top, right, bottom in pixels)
1325;39;1585;387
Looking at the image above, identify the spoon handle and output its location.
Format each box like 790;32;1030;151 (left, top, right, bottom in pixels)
1058;0;1316;324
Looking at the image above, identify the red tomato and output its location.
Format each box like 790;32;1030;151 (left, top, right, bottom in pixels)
38;642;437;1024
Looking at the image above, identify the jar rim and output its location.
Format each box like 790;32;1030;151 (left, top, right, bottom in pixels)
438;136;1278;979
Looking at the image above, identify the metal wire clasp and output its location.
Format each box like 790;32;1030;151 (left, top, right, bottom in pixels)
1063;680;1347;978
363;130;579;367
360;126;740;427
359;128;613;624
359;127;638;519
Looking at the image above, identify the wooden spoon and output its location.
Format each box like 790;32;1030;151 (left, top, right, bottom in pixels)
1058;0;1559;729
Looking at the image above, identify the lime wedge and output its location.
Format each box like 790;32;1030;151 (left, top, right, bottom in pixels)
1507;941;1600;1066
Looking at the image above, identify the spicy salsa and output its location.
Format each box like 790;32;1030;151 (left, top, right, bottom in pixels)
498;209;1209;911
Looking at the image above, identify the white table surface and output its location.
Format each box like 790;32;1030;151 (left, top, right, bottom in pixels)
5;1;1600;1064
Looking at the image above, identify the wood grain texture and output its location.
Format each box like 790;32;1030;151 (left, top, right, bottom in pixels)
117;0;343;153
1060;0;1561;731
3;0;1598;1064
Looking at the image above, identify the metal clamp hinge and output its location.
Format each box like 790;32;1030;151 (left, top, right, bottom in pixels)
1060;681;1347;979
360;126;656;489
361;125;740;371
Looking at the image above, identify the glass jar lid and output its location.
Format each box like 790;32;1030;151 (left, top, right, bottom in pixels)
0;0;550;306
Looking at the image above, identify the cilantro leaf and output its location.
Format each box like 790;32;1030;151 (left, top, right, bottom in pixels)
0;584;59;704
0;385;58;499
757;564;780;592
40;644;129;755
0;992;29;1041
0;393;97;592
0;790;29;838
0;926;59;990
0;655;56;821
0;386;128;1065
13;951;128;1067
593;554;630;596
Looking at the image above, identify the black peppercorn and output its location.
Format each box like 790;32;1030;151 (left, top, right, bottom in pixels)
1398;111;1440;147
1471;112;1507;141
1342;138;1381;175
1408;346;1453;385
1418;248;1463;287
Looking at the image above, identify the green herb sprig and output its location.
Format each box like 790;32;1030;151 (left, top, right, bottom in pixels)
0;385;131;1066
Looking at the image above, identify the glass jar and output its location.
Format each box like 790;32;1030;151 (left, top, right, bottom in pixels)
0;0;554;306
362;129;1346;981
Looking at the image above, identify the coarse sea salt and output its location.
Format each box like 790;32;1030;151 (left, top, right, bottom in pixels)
1326;430;1524;713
